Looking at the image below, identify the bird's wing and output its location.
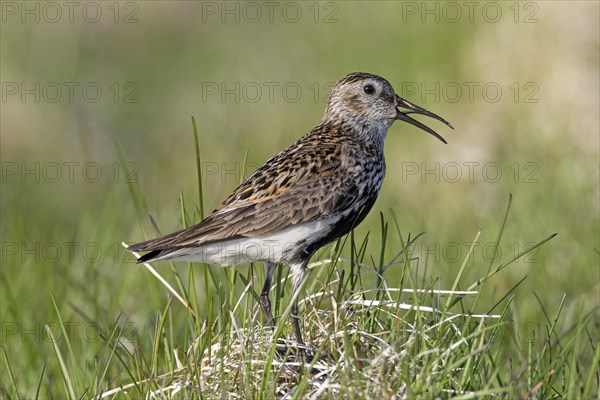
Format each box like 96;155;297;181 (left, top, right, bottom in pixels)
128;137;368;253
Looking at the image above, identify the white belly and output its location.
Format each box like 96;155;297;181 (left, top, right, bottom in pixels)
150;216;342;266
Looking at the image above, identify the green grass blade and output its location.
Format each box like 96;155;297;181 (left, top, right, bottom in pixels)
191;115;205;219
445;230;481;310
1;346;20;400
44;325;76;399
151;298;173;376
49;292;82;396
34;363;46;400
466;233;558;292
582;331;600;399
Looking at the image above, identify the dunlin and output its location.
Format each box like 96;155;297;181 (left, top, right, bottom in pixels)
128;72;452;359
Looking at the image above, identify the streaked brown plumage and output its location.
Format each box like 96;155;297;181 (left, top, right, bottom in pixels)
128;72;452;359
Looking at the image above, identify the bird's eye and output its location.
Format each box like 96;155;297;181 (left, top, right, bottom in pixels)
363;84;375;95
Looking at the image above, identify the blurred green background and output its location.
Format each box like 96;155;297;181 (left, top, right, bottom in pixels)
1;1;598;395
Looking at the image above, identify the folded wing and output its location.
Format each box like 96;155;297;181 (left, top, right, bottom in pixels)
128;137;367;259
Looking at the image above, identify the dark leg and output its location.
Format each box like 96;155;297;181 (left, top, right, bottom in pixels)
289;261;308;360
259;261;276;326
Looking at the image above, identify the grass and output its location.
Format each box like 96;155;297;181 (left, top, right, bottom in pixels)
2;120;596;399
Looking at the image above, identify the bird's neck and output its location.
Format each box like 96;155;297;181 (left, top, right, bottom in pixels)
319;115;391;154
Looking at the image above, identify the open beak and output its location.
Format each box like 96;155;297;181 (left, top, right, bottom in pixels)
395;95;453;144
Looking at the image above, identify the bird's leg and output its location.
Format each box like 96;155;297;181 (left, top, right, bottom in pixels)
290;261;308;361
259;261;276;326
291;298;307;360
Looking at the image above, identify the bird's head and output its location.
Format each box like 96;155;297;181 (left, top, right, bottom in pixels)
323;72;452;144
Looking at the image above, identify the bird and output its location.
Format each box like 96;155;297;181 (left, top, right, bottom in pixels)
127;72;452;359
